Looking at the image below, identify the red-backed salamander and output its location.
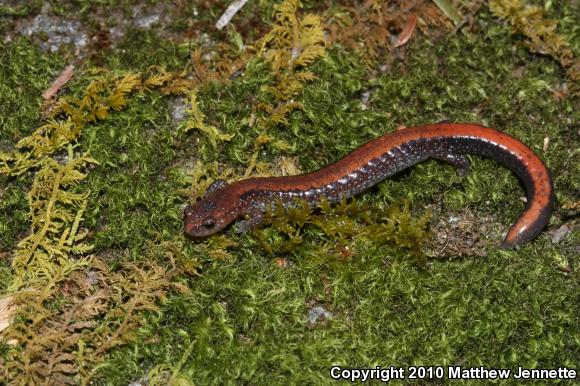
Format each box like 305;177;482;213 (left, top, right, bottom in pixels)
184;123;554;248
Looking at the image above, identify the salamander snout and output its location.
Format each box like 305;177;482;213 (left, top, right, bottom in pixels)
183;200;234;238
184;204;215;237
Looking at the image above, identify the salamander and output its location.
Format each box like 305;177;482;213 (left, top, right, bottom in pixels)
184;123;554;248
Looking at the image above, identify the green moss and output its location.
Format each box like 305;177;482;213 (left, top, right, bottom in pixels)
94;8;578;384
0;184;28;253
98;10;580;383
0;38;65;276
107;29;186;70
100;244;579;384
0;39;63;142
1;1;579;384
79;95;181;252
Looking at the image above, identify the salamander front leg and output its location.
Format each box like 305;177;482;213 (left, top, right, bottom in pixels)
432;153;470;177
233;211;265;234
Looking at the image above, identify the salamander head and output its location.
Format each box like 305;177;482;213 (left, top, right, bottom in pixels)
183;180;241;237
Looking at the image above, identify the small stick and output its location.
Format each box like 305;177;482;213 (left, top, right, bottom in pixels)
215;0;249;30
42;64;75;100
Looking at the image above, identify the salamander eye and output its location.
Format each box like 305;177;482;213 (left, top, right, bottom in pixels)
202;219;216;229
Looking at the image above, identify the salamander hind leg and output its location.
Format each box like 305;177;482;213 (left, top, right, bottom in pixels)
432;153;470;177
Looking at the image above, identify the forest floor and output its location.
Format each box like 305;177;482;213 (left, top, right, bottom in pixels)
0;1;578;384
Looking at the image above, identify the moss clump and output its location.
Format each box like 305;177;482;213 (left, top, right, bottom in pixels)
248;197;430;264
489;0;580;94
9;146;96;291
0;39;64;142
0;253;189;385
0;38;67;284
